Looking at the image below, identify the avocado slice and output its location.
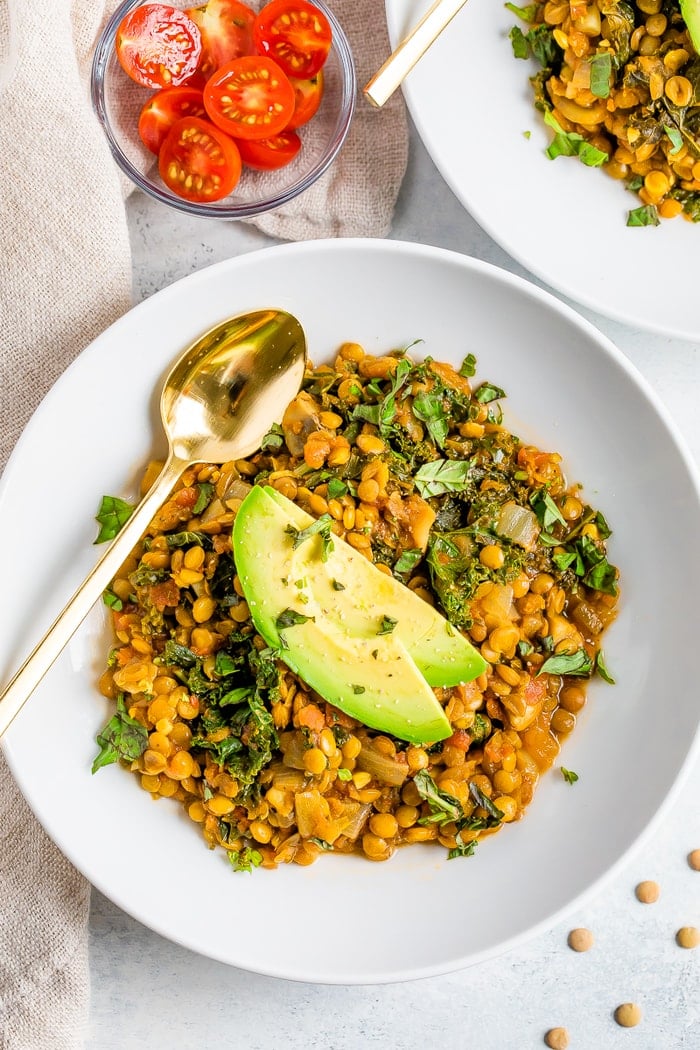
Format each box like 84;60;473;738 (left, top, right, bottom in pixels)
263;487;487;687
680;0;700;52
232;486;486;744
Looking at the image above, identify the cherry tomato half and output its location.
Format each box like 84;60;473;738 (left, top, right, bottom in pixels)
158;116;242;201
203;55;295;140
287;70;323;130
253;0;331;79
116;4;202;89
235;128;301;169
186;0;255;74
138;86;206;154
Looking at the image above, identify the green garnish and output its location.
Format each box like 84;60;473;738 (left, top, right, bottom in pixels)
459;352;477;378
473;382;505;404
505;2;537;20
285;513;334;561
412;391;448;448
276;609;314;631
92;694;148;773
595;650;616;684
531;488;566;531
227;847;263;873
94;494;134;543
448;837;479;860
414;769;462;825
336;767;352;781
561;767;579;785
664;125;683;156
352;684;366;694
102;588;123;612
260;421;285;451
589;52;612;98
378;614;398;635
331;579;346;591
543;110;608;166
327;477;348;500
192;482;214;516
414;458;473;498
538;649;593;677
627;204;660;227
394;549;422;576
468;781;504;822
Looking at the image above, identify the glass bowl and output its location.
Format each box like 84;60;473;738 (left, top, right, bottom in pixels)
90;0;356;219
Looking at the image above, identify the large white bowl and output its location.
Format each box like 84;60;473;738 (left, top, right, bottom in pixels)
2;240;699;983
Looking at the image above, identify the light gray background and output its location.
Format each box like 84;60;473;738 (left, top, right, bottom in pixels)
87;116;700;1050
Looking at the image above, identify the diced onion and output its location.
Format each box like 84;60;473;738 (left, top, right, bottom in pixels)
496;501;540;551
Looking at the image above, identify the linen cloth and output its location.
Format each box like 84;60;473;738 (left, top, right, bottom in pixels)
0;1;407;1047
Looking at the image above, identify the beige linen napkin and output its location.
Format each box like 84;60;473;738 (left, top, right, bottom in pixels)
0;1;407;1047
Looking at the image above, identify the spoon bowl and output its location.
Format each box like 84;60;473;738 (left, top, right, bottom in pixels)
0;308;307;737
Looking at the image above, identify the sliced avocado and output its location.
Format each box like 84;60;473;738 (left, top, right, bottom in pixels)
263;487;487;687
680;0;700;52
232;486;486;743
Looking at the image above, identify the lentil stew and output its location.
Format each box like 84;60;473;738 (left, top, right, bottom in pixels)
94;343;619;871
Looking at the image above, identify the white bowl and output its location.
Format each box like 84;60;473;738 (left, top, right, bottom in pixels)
2;239;699;983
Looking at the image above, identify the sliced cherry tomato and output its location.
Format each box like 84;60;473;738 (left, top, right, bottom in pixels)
158;116;242;201
253;0;331;79
116;4;202;89
235;128;301;169
138;86;206;154
203;56;295;140
287;70;323;129
186;0;255;74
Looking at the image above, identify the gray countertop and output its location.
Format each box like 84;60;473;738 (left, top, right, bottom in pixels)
87;116;700;1050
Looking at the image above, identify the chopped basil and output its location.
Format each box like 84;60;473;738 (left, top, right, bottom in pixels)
664;125;683;156
94;494;134;544
544;110;608;166
192;482;214;516
331;579;346;591
590;52;611;98
219;686;255;707
308;837;334;851
627;204;660;227
414;769;462;825
538;649;593;677
412;391;448;448
92;694;148;773
227;847;263;873
285;513;334;561
377;614;398;635
448;836;478;860
468;781;504;822
531;488;566;530
102;588;122;612
459;352;477;378
561;767;579;785
276;608;314;631
505;2;537;21
595;650;616;684
326;477;348;500
166;530;206;548
474;382;505;404
260;422;285;451
414;458;473;498
336;767;352;781
394;548;422;576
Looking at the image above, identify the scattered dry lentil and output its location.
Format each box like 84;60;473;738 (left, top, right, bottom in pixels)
676;926;700;949
635;880;660;904
614;1003;642;1028
688;849;700;871
567;927;594;952
544;1027;569;1049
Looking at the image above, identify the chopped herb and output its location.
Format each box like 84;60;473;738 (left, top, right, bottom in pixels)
517;639;534;657
414;769;462;825
544;110;608;166
595;650;616;684
336;767;352;781
412;391;448;448
92;694;148;773
474;382;505;404
166;530;206;548
261;422;285;451
468;781;504;822
285;513;334;561
192;482;215;516
538;649;593;676
94;494;134;544
459;352;477;378
589;52;611;98
627;204;660;227
505;2;537;21
448;837;479;860
552;550;581;573
215;651;238;676
561;767;579;785
377;614;398;635
227;847;263;873
219;686;255;707
276;608;314;631
331;579;346;591
327;477;348;500
664;125;683;156
394;548;423;576
414;458;473;498
102;588;123;612
309;837;334;851
531;488;566;530
352;684;366;694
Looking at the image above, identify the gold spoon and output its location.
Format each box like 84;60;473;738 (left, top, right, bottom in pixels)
0;308;307;738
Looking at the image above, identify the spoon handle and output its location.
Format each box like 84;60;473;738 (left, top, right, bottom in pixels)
363;0;469;108
0;454;189;739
